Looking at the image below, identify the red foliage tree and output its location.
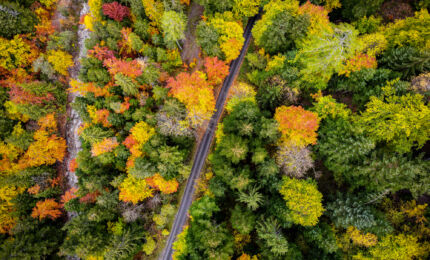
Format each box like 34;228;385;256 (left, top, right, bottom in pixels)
88;44;115;61
102;2;130;22
204;57;229;86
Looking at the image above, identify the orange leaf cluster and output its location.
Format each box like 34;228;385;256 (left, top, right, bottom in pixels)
31;199;62;220
69;79;111;97
27;185;41;195
339;53;377;77
204;57;229;86
167;71;215;127
88;44;115;61
69;158;78;173
103;58;142;78
61;187;78;206
274;105;320;147
146;173;179;194
38;113;57;132
91;138;119;156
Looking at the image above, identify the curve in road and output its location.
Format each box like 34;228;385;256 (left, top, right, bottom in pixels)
159;11;261;260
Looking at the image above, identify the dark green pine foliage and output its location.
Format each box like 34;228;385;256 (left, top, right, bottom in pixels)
381;46;430;80
0;2;37;38
326;193;393;236
259;11;310;54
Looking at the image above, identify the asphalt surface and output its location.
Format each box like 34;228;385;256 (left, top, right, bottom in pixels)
159;12;261;260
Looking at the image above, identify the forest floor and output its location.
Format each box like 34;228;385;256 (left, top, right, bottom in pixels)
180;2;204;68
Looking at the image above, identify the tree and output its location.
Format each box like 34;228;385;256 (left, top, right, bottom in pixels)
359;82;430;153
91;138;119;156
384;9;430;52
0;35;37;70
167;71;215;127
102;2;130;22
232;0;260;18
230;205;255;235
276;145;313;178
237;185;264;211
0;2;37;38
46;49;74;76
369;234;426;260
341;0;384;21
161;11;187;49
256;218;290;256
326;193;393;236
208;15;244;62
351;152;430;198
279;177;324;226
31;199;62;220
204;57;229;86
256;9;309;54
274;105;320;147
114;73;139;96
295;23;361;89
118;175;153;204
217;134;249;164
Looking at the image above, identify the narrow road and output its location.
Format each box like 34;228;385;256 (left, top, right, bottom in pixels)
159;12;260;260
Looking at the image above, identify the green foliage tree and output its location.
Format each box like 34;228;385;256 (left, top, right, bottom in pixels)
230;205;255;235
161;10;187;49
359;82;430;153
296;23;361;89
0;2;37;38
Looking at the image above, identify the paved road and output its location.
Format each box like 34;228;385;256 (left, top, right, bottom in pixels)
159;12;261;260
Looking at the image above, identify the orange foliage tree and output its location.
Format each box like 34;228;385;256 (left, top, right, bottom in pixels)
31;199;62;220
274;105;320;147
204;56;229;86
338;53;377;77
167;71;215;127
146;173;179;194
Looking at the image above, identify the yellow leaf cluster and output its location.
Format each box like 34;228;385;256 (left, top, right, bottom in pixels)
279;177;324;226
0;36;37;70
0;185;24;234
172;225;188;260
47;49;74;76
119;175;153;204
311;92;351;120
347;226;378;247
384;9;430;51
131;121;156;145
210;17;244;62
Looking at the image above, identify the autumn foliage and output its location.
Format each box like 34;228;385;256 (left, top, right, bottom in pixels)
146;173;179;194
274;105;320;147
102;2;130;22
31;199;62;220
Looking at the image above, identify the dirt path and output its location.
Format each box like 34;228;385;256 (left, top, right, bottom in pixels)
180;2;204;67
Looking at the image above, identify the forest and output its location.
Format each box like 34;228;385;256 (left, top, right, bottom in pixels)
0;0;429;259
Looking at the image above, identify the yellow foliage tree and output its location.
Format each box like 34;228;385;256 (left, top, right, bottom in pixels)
47;50;74;76
279;177;324;226
119;175;153;204
0;185;24;234
0;35;38;70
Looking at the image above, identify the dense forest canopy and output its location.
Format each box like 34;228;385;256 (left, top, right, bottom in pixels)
0;0;429;259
